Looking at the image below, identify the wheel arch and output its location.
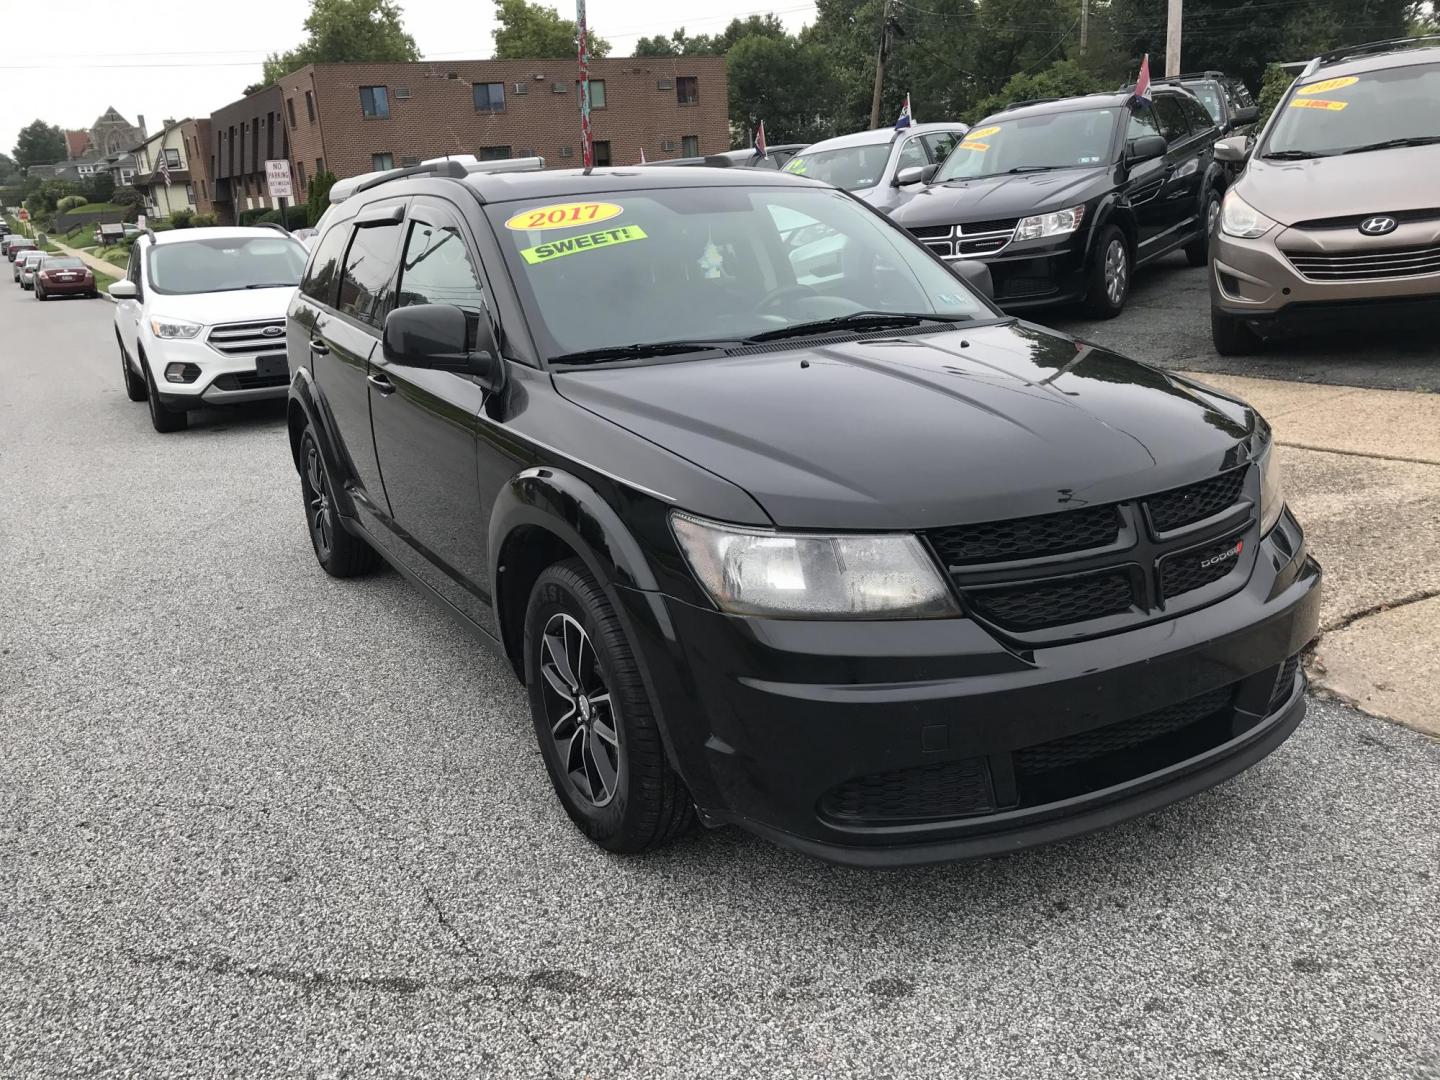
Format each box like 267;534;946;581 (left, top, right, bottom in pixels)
286;368;361;519
1091;196;1138;262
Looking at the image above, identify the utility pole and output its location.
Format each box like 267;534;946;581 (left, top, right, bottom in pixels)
1080;0;1089;55
1166;0;1183;77
868;0;892;130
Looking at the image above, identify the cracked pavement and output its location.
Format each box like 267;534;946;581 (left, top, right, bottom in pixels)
3;266;1439;1079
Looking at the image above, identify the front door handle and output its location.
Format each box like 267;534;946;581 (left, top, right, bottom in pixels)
308;339;329;355
367;372;395;395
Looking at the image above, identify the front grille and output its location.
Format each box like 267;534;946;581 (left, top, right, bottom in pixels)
819;757;996;824
1285;243;1440;281
207;319;288;356
1015;684;1235;776
1292;208;1440;231
929;505;1121;566
1160;533;1245;599
909;219;1017;261
908;224;953;240
211;370;289;391
968;571;1134;631
1148;468;1247;532
1268;656;1301;714
994;272;1060;299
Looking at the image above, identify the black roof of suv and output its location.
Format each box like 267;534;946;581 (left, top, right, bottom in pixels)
285;156;1318;866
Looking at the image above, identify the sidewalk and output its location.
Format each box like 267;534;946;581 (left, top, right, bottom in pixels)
51;238;127;286
1182;371;1440;736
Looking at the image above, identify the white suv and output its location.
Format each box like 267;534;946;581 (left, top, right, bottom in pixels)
110;225;309;432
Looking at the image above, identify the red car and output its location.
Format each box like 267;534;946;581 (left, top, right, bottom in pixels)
33;256;97;300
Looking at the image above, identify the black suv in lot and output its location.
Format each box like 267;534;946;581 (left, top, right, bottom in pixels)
890;87;1226;316
285;159;1320;866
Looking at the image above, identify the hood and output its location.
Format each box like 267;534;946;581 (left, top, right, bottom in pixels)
1239;145;1440;226
146;285;298;325
553;322;1256;531
891;167;1112;228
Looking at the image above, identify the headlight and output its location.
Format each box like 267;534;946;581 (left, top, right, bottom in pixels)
1220;191;1277;239
1258;443;1285;535
671;512;959;620
1014;205;1085;242
149;317;203;339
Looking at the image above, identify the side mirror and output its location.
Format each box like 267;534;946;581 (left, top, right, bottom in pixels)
1214;136;1249;163
108;280;137;300
1126;134;1168;165
1233;105;1260;125
382;303;505;390
895;163;939;187
951;258;995;301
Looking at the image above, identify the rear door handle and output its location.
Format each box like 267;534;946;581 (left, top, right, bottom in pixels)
367;372;395;395
308;339;329;355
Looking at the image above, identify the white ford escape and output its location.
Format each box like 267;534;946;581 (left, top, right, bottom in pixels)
111;225;309;432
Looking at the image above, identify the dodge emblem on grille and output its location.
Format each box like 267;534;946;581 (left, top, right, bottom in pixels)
1199;540;1244;570
261;325;285;337
1359;215;1398;236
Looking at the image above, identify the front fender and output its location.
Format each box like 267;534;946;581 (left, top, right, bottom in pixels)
286;369;359;519
1087;192;1133;261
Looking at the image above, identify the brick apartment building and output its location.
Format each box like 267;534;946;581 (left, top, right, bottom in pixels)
179;117;214;216
207;84;292;225
275;56;729;200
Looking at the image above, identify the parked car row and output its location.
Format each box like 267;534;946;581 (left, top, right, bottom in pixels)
3;233;100;298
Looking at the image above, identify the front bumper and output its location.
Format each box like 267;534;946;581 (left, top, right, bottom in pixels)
142;333;290;410
1213;222;1440;320
618;511;1321;866
968;236;1088;310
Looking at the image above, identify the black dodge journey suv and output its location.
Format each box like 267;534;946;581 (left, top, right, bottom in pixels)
285;155;1320;866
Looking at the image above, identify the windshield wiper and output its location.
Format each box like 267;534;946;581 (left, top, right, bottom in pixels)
550;340;741;365
1005;165;1060;173
1261;149;1329;160
744;311;972;344
244;282;299;289
1341;135;1440;155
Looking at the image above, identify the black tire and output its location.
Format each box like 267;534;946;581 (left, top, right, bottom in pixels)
120;339;147;402
1186;188;1222;267
1082;225;1131;318
1211;306;1263;356
298;427;380;577
142;359;188;432
524;558;695;853
34;284;44;300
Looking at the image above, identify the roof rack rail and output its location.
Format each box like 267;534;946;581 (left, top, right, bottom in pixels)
1317;34;1440;66
329;154;546;204
1000;96;1061;112
1153;70;1228;83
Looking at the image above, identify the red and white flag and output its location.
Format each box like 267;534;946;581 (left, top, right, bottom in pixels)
158;156;172;187
1134;54;1153;102
754;120;768;160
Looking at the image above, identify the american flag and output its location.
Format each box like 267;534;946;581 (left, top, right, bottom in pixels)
1134;54;1153;103
158;155;172;187
754;120;768;160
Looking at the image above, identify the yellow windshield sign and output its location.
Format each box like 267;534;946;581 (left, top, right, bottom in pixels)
505;201;623;231
1289;98;1348;111
958;140;990;152
520;225;648;265
969;125;1002;138
1299;76;1359;95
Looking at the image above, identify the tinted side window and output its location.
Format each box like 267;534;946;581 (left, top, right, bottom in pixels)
1152;97;1192;143
896;137;928;171
337;223;403;327
1181;95;1215;132
1127;106;1162;142
923;131;960;163
301;224;350;305
396;216;490;348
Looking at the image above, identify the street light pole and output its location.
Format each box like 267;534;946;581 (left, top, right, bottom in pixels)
1166;0;1183;77
1080;0;1089;55
868;0;892;130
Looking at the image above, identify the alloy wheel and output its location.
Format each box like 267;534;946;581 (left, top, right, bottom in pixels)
1207;198;1221;236
302;436;334;561
1104;239;1129;306
539;612;621;807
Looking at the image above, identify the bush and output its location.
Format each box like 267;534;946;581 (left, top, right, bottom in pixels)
112;188;143;207
192;212;218;227
971;59;1110;123
56;194;87;213
169;208;195;229
307;170;337;223
1257;62;1294;126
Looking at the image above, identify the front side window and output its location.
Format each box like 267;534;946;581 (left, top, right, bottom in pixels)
302;223;351;305
1180;95;1215;131
923;131;961;164
146;236;308;296
1151;96;1191;143
474;82;506;113
395;218;488;342
1186;82;1225;123
1264;62;1440;157
360;86;390;119
488;186;991;359
337;223;402;326
935;107;1121;181
896;137;928;172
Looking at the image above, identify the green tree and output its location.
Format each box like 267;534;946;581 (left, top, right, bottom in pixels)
262;0;421;85
493;0;611;59
971;58;1109;121
0;152;16;182
307;170;338;224
728;34;839;145
13;120;66;171
635;15;788;57
84;171;116;204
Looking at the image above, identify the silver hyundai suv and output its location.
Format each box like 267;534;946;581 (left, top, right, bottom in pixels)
1209;36;1440;353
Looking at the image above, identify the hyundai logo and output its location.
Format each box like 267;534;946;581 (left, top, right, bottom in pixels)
1359;215;1398;236
1199;540;1244;570
261;325;285;337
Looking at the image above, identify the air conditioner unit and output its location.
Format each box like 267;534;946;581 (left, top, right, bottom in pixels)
559;146;574;158
661;139;677;151
532;73;546;80
657;79;674;90
400;156;419;167
552;82;567;94
518;147;533;157
513;82;528;94
395;87;412;99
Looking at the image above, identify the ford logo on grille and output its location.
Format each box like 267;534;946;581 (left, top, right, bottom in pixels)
261;325;285;337
1359;215;1398;236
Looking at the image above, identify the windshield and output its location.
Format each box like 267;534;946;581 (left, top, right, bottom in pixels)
487;187;991;359
147;236;308;295
43;257;83;269
935;108;1120;181
1187;83;1224;122
781;143;893;190
1265;62;1440;156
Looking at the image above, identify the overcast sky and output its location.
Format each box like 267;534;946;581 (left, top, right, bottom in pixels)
7;0;816;160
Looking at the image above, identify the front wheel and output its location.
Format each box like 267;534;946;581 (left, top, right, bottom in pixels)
1082;225;1131;318
143;360;188;432
524;559;695;853
298;428;379;577
1186;189;1222;267
34;284;44;300
1211;306;1264;356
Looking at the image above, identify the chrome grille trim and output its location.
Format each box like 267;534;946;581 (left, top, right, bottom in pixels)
1284;243;1440;281
911;221;1018;262
206;319;288;356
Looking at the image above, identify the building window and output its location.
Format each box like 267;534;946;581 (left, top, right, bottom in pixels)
677;77;699;106
577;80;606;109
371;153;395;171
266;114;275;160
513;81;528;95
473;82;506;113
164;147;181;167
360;86;390;119
200;180;207;199
395;86;412;100
316;157;325;177
681;135;699;156
296;161;307;189
592;140;611;166
559;145;573;159
479;146;511;161
286;98;297;128
305;90;316;123
185;183;196;202
552;82;568;94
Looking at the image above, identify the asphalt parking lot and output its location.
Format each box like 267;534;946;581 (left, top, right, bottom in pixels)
3;280;1439;1079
